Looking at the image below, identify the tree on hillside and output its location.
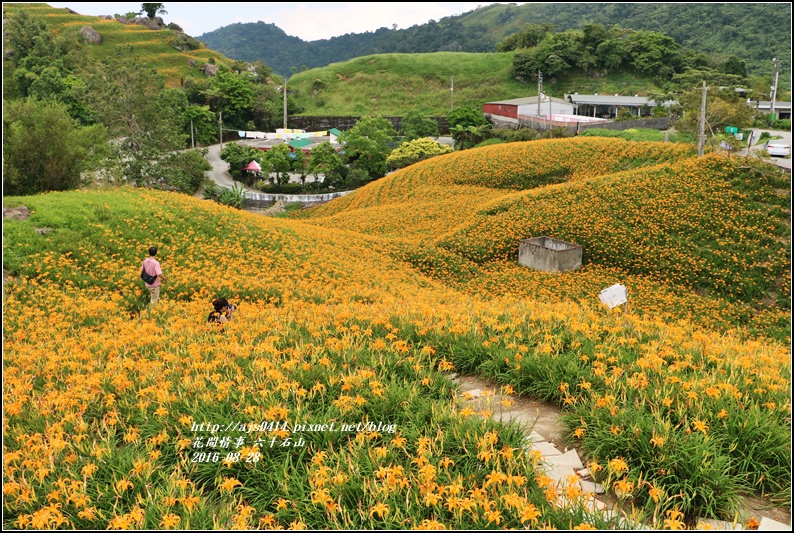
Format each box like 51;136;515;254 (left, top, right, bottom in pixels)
85;46;186;185
721;56;747;78
264;144;293;185
212;69;256;125
675;88;754;140
3;98;109;195
4;10;87;104
184;104;217;146
623;30;679;78
339;116;398;182
289;149;308;187
307;142;346;188
510;30;582;80
449;123;492;151
497;22;554;52
447;105;489;130
400;111;439;142
448;106;490;150
140;3;167;19
219;142;264;183
672;69;745;89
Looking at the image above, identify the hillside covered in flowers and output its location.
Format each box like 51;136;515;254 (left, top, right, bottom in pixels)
3;137;790;529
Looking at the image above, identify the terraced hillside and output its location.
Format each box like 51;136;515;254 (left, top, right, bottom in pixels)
2;3;231;86
3;138;790;529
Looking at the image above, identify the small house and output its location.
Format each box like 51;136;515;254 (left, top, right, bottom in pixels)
749;100;791;120
564;93;676;119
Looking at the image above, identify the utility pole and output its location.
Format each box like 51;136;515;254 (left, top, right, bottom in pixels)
537;71;543;116
283;74;288;130
190;119;195;149
770;57;780;120
698;81;707;157
219;111;223;151
450;76;454;111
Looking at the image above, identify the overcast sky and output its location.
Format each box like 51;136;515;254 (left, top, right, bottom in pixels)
43;2;525;41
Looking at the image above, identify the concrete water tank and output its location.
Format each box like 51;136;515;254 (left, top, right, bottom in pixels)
518;236;582;272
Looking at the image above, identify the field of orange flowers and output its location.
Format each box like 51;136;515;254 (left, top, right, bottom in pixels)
3;138;790;529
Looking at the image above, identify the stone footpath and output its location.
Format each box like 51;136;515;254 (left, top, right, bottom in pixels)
449;373;791;531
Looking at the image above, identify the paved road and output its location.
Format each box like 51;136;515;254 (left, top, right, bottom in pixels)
736;128;791;171
200;143;317;197
205;143;255;190
201;136;456;193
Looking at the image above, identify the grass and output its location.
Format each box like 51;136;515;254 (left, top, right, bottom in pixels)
580;128;696;143
287;52;677;117
3;136;791;529
2;3;231;87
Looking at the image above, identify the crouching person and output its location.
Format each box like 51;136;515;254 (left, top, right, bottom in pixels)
208;297;236;324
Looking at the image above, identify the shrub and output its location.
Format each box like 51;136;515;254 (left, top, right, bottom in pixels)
218;182;245;209
159;149;212;194
202;179;222;201
542;127;574;139
3;98;109;195
254;182;304;194
490;127;542;142
170;33;201;52
386;137;452;170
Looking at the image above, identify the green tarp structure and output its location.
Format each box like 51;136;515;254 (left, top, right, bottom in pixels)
287;139;313;151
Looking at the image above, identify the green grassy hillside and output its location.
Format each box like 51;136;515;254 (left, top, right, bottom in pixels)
287;52;671;116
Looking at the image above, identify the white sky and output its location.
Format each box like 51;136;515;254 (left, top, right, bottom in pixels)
42;2;524;41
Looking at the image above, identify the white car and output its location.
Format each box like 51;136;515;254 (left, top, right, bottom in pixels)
764;140;791;157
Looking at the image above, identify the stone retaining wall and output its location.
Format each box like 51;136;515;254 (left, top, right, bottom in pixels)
286;116;451;135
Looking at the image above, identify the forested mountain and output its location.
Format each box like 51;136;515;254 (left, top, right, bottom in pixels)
196;18;494;76
197;2;790;80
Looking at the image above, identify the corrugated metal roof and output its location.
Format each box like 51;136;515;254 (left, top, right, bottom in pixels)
566;94;661;106
486;96;569;106
328;128;343;136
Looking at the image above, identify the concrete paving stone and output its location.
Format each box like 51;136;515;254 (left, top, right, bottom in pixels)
539;463;577;485
492;410;527;423
543;449;584;470
696;518;743;530
494;411;537;427
758;516;791;530
448;373;458;380
579;479;605;494
576;467;591;478
463;388;482;398
527;431;545;443
528;440;563;457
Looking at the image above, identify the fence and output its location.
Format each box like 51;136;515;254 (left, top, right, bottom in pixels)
242;189;354;207
494;115;673;134
516;115;609;131
577;117;673;133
